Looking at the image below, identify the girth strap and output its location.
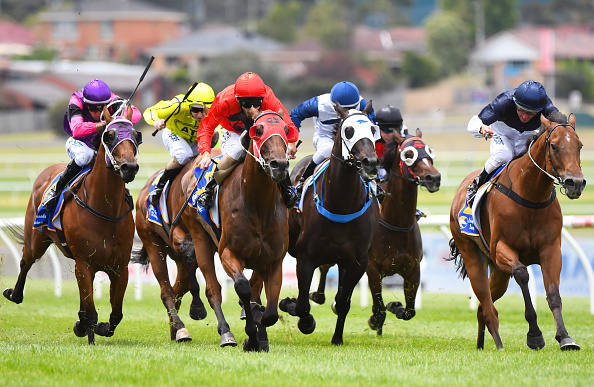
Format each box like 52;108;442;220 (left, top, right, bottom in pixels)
493;182;556;209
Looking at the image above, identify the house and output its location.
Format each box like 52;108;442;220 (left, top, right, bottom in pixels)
0;22;33;58
32;0;187;63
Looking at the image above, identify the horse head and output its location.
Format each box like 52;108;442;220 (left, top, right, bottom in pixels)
247;110;293;183
539;112;585;199
387;128;441;192
98;106;141;183
334;102;379;182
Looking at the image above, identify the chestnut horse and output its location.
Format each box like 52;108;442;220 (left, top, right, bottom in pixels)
4;107;141;344
449;111;585;351
280;103;380;346
184;111;295;352
132;151;226;343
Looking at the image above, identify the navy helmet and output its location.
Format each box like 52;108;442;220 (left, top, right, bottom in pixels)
330;81;361;108
513;80;547;113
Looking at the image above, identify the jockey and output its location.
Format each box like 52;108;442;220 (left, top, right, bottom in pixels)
143;82;216;207
196;72;300;209
290;81;376;194
375;105;408;177
42;79;141;214
466;80;559;206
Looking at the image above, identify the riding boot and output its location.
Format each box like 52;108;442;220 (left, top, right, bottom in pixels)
466;169;489;206
295;159;317;195
375;180;386;204
197;178;217;209
148;167;182;207
278;175;299;208
42;160;84;214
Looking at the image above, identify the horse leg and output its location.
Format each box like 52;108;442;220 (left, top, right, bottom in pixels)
331;257;367;346
366;261;386;335
74;263;98;344
396;263;421;321
253;261;284;352
540;255;580;351
510;262;545;350
94;265;128;337
309;264;331;305
173;230;207;320
280;254;317;335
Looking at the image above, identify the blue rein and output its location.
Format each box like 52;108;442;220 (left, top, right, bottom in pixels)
313;169;373;223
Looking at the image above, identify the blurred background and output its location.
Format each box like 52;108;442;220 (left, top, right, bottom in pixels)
0;0;593;299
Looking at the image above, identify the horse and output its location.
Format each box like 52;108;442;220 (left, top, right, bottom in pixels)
280;102;380;346
3;106;141;345
183;110;294;352
132;151;227;343
448;111;585;351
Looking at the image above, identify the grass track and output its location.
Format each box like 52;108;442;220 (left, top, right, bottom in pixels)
0;278;593;386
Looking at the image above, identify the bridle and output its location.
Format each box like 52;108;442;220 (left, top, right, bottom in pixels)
389;136;435;186
102;118;140;173
241;111;289;177
331;111;378;173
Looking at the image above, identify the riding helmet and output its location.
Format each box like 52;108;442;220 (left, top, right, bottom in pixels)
376;105;403;128
187;82;215;108
513;80;547;113
234;72;266;98
330;81;361;108
83;79;112;105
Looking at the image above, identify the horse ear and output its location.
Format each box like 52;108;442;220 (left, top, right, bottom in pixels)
394;131;405;144
363;100;373;116
540;113;551;128
103;105;113;124
569;112;576;128
335;103;348;118
126;105;134;122
416;128;422;138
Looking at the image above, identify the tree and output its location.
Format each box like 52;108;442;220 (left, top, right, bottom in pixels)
303;0;350;50
258;1;301;44
400;51;440;88
424;11;472;76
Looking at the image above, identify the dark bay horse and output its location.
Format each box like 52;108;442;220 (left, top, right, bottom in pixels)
185;111;295;352
132;151;224;343
280;103;380;346
4;107;141;344
449;111;585;351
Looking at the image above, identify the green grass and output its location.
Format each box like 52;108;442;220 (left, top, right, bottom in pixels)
0;278;593;386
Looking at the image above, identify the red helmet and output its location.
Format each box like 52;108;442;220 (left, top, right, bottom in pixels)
234;72;266;98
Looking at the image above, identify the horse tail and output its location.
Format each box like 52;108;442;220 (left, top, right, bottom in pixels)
445;238;468;279
130;245;150;271
3;221;25;246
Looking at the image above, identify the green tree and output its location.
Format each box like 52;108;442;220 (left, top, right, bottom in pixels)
258;1;301;44
400;51;440;88
424;11;472;76
304;0;350;50
556;59;594;102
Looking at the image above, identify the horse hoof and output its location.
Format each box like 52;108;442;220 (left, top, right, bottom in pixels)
175;328;192;343
259;340;269;352
242;338;262;352
526;334;545;350
239;308;246;320
73;320;88;337
220;332;238;347
94;322;113;337
190;304;208;320
279;297;296;315
560;338;580;351
331;301;337;315
298;315;316;334
386;301;403;314
309;291;326;305
3;288;21;304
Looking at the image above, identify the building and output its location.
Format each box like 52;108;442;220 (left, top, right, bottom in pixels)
32;0;187;63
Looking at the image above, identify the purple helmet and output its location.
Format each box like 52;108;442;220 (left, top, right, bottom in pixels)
83;79;112;105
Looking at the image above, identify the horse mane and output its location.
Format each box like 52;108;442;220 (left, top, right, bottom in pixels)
90;126;107;150
382;141;400;170
515;110;569;159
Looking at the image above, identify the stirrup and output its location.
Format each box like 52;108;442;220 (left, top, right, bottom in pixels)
465;183;477;206
282;186;299;208
42;186;58;207
148;187;163;207
197;190;214;209
376;184;386;204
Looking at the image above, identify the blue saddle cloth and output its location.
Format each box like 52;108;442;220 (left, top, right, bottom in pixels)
33;167;91;231
145;155;222;229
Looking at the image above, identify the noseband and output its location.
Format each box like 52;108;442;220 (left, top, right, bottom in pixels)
102;119;140;173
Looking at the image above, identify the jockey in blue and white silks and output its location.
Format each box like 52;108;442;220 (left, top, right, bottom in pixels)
291;81;376;191
465;80;559;205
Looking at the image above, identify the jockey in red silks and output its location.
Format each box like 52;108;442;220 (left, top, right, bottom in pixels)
42;79;141;214
196;72;299;209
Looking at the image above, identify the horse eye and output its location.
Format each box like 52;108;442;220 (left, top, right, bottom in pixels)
551;143;557;152
344;126;355;140
425;145;435;159
371;126;377;137
256;124;264;137
284;125;289;136
135;131;143;145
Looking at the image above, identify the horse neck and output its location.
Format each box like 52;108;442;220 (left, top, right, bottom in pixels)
84;145;126;213
381;167;418;224
324;142;366;211
240;154;278;211
507;136;554;202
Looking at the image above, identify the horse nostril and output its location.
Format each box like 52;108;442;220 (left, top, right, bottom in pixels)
270;160;279;170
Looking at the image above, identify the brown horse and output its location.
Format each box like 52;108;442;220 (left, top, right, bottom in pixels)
449;111;585;351
132;151;224;343
305;129;441;336
280;103;380;346
4;107;141;344
184;111;294;351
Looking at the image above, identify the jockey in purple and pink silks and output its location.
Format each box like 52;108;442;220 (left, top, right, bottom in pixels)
42;79;142;214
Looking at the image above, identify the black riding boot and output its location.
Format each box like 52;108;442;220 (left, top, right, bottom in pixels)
375;180;386;204
295;159;317;195
197;178;217;210
43;160;84;214
278;175;299;208
149;167;182;207
466;169;489;206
